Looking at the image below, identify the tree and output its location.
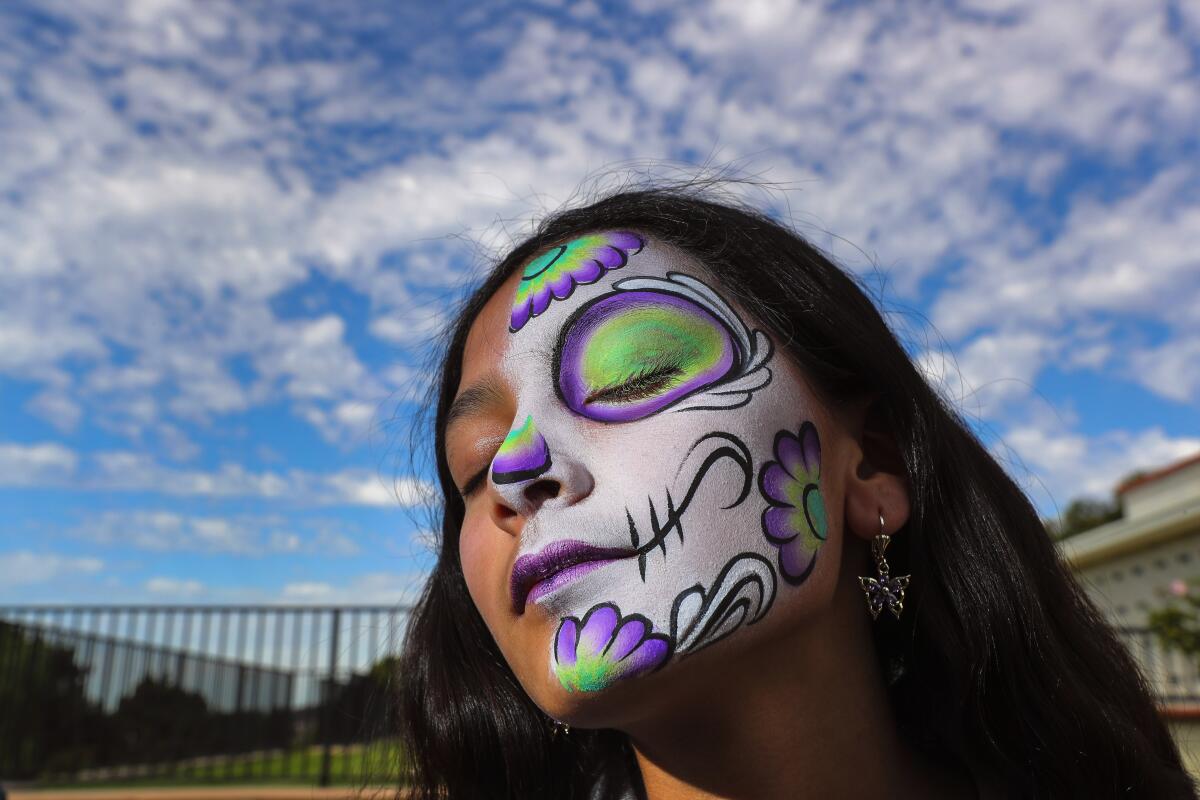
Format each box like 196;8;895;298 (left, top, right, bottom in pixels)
1147;579;1200;663
0;621;109;779
1042;469;1149;540
1045;496;1123;540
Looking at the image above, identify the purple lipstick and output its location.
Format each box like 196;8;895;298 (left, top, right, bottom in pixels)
510;539;633;614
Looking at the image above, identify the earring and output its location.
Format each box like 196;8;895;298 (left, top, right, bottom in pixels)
858;513;911;620
550;718;571;738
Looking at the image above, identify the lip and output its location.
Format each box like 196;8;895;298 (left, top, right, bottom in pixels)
510;539;634;614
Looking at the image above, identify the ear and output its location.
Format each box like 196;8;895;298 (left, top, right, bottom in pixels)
841;398;911;542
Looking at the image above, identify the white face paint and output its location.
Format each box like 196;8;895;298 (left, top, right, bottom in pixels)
487;232;830;694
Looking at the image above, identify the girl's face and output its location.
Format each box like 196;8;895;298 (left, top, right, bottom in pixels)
445;233;855;725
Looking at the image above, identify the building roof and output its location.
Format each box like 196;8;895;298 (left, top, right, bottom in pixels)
1116;451;1200;496
1058;449;1200;569
1058;497;1200;569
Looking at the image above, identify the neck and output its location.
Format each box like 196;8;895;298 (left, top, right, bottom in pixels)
620;552;976;800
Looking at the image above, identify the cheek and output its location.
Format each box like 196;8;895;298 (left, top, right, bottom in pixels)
458;515;510;630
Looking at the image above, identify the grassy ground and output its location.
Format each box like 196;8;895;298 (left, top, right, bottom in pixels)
9;789;401;800
26;741;406;791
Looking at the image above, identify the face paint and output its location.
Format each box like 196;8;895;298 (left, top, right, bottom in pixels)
553;603;671;692
758;421;828;584
472;237;831;698
491;414;552;485
509;231;644;333
555;290;737;422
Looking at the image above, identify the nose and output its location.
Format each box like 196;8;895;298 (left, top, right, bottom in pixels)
490;413;593;517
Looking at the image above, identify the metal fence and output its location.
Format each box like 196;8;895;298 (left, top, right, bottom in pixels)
1119;627;1200;706
0;605;410;787
3;607;1200;788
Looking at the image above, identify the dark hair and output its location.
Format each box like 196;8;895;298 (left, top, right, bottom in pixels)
397;186;1196;799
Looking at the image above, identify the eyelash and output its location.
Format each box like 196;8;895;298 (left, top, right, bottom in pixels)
458;465;489;499
585;358;685;405
458;358;685;498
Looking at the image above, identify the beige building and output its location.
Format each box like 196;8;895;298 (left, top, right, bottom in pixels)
1057;451;1200;773
1059;452;1200;627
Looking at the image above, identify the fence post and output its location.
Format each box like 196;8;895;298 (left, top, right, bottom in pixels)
319;608;340;788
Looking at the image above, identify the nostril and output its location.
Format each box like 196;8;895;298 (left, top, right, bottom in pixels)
524;478;561;507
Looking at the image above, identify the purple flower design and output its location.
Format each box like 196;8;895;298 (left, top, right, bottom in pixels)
758;421;828;584
552;602;671;692
509;231;644;332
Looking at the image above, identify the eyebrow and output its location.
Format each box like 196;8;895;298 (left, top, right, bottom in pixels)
444;374;509;434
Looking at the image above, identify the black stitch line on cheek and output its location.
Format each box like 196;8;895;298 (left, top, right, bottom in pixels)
665;488;681;545
635;431;752;560
628;508;648;582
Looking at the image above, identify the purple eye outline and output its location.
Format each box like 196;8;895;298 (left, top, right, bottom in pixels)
552;287;743;423
551;272;775;423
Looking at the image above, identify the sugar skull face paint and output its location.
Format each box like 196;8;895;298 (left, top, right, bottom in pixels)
452;236;836;703
491;414;552;485
509;231;644;333
759;421;829;583
553;603;671;692
555;290;737;421
555;271;774;423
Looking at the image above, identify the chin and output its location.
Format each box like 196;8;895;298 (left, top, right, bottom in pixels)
529;667;667;729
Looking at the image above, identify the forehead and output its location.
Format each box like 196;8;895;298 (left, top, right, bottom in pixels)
458;234;710;393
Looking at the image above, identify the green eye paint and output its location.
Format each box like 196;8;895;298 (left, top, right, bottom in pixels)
557;290;737;422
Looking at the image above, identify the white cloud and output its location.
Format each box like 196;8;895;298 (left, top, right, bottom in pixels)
1129;337;1200;405
281;571;425;605
0;551;104;586
0;444;433;508
144;576;206;597
281;581;334;599
0;0;1196;580
998;422;1200;511
75;510;366;556
0;442;79;486
920;329;1059;419
25;390;84;434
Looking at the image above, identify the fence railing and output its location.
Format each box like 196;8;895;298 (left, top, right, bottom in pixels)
0;605;410;787
1118;627;1200;707
3;608;1200;787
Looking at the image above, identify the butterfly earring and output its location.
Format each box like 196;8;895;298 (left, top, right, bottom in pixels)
858;513;911;620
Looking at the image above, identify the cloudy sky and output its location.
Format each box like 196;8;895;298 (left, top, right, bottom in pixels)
2;0;1198;605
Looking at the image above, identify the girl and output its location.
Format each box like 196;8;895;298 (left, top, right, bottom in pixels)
397;187;1196;799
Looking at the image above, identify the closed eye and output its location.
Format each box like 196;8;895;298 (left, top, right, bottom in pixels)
459;465;489;498
585;361;685;405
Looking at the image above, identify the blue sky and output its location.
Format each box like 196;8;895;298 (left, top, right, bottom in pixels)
2;0;1198;605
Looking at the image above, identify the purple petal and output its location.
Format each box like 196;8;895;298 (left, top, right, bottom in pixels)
547;269;576;300
606;618;646;662
608;232;643;254
618;636;669;678
579;605;619;657
799;422;822;478
760;462;794;506
530;286;553;316
592;244;627;269
510;297;532;332
571;257;603;283
762;506;799;544
775;432;806;478
555;618;578;668
780;542;816;582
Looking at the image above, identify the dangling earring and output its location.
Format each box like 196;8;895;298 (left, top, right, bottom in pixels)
550;718;571;738
858;513;911;620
